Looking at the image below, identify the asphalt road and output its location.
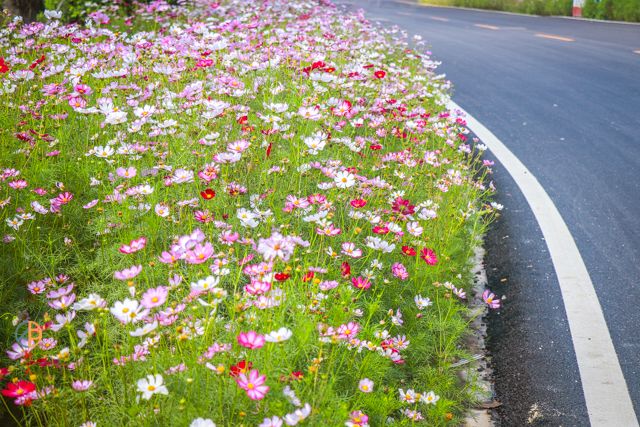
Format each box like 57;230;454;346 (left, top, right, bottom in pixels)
336;1;640;425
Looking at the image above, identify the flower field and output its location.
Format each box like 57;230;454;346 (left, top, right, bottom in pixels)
0;0;500;425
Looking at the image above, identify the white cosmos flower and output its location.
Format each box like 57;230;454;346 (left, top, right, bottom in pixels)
265;327;293;343
44;10;62;19
110;298;148;324
237;208;259;228
365;236;396;253
104;111;127;125
190;418;216;427
283;403;311;426
73;293;106;311
136;374;168;400
190;276;220;293
421;390;440;405
259;416;283;427
406;221;423;236
130;320;158;337
334;171;355;189
93;145;114;158
303;133;327;154
414;295;432;310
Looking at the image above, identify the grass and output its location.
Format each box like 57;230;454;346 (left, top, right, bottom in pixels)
0;0;499;425
420;0;640;21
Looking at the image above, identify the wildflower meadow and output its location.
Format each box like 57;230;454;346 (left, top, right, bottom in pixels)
0;0;501;425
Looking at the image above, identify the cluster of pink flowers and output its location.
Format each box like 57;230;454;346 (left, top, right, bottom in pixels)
0;0;498;424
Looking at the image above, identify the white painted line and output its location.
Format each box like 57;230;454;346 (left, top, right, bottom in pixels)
535;33;575;42
446;99;639;427
474;23;500;30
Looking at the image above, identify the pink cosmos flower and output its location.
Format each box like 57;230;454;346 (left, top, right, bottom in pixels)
420;248;438;265
184;242;214;264
316;224;341;236
83;199;98;209
114;265;142;281
236;369;269;400
244;280;271;296
358;378;374;393
336;322;360;340
237;331;265;349
140;286;168;309
483;289;501;309
341;242;362;258
116;167;137;179
346;410;369;427
71;380;93;391
319;280;339;291
119;237;147;254
220;230;239;245
391;263;409;280
351;276;371;290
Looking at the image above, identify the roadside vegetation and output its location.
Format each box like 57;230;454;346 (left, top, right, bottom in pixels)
0;0;500;425
420;0;640;21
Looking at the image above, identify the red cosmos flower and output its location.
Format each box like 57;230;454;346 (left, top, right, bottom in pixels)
374;70;386;79
237;115;248;125
401;246;417;256
0;58;9;73
311;61;326;70
324;67;335;73
392;197;415;215
372;225;389;235
29;55;45;70
291;371;304;380
350;199;367;208
352;276;371;290
230;360;252;377
363;64;374;69
341;261;351;278
0;368;8;380
274;272;290;282
1;381;35;398
200;188;215;200
302;271;314;282
370;143;382;150
266;142;273;158
420;248;438;265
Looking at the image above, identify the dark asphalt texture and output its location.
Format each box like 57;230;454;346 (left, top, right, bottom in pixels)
336;1;640;425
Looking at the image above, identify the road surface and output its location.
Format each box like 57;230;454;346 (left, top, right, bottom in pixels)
336;1;640;425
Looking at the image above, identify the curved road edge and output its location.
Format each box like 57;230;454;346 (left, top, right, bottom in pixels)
446;98;638;426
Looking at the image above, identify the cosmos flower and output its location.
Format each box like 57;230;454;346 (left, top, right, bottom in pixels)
483;289;501;309
136;374;168;400
358;378;374;393
237;331;266;349
264;327;293;343
236;369;269;400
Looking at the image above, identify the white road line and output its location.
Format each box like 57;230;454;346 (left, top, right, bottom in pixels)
446;99;639;427
474;23;500;30
535;32;575;42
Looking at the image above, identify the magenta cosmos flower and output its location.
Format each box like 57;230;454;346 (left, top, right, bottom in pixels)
236;369;269;400
351;276;371;290
140;286;168;309
237;331;265;349
420;248;438;265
